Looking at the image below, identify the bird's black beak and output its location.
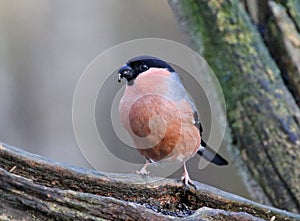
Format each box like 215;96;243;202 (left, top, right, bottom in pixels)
118;64;134;83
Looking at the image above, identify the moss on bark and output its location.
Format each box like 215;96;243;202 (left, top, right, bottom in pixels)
169;0;300;213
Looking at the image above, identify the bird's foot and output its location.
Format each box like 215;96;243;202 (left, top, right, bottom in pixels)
180;164;197;189
136;162;150;179
180;174;196;189
136;167;150;176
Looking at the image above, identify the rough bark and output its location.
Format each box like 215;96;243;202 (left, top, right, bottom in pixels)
168;0;300;213
264;1;300;106
244;0;268;25
0;142;299;220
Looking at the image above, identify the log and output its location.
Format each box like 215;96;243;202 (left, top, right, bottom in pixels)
168;0;300;213
0;142;299;220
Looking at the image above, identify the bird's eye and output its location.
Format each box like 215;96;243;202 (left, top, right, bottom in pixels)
139;64;149;72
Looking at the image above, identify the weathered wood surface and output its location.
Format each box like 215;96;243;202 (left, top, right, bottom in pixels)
0;142;299;220
168;0;300;213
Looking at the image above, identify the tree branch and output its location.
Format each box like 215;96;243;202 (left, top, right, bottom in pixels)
0;142;299;220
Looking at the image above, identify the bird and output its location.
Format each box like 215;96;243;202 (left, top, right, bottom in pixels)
117;55;228;186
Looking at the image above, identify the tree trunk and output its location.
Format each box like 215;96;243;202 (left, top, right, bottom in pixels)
0;142;299;220
168;0;300;213
264;1;300;106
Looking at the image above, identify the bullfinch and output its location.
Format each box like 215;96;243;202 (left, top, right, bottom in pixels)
117;56;228;186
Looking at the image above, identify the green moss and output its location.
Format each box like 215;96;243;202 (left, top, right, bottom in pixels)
173;0;300;212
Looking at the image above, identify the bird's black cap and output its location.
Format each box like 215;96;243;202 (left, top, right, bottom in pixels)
118;56;175;84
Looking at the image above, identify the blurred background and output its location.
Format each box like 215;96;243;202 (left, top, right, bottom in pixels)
0;0;249;198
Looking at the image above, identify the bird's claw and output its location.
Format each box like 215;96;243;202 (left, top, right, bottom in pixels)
136;168;150;176
136;162;150;180
180;170;197;189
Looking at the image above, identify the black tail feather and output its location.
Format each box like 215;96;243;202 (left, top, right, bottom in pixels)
197;140;228;166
